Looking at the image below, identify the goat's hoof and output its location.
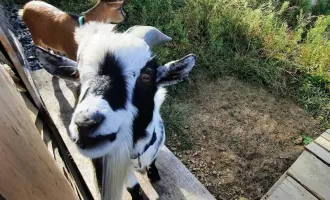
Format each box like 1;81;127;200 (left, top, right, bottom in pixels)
147;170;161;183
132;191;149;200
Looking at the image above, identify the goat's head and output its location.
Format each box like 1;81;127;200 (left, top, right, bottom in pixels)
36;23;196;158
84;0;126;23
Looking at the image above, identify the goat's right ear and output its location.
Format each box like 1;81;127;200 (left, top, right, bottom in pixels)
35;46;79;81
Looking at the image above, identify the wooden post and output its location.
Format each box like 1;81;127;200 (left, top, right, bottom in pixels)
0;66;79;200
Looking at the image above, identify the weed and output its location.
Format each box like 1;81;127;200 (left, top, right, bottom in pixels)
302;134;313;145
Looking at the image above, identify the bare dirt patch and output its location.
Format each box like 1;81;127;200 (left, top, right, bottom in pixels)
167;77;324;200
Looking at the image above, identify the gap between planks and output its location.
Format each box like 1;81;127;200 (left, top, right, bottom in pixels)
287;151;330;200
321;130;330;143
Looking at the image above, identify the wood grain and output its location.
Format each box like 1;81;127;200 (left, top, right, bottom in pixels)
0;66;79;200
261;174;289;200
21;93;39;123
0;17;44;110
306;142;330;166
265;176;317;200
0;7;94;199
321;130;330;143
154;146;216;200
315;137;330;153
0;50;13;67
288;151;330;199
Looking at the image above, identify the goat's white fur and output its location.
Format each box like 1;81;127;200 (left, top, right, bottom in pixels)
36;22;196;200
72;22;168;200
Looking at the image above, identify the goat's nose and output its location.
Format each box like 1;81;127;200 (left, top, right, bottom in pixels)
74;112;104;136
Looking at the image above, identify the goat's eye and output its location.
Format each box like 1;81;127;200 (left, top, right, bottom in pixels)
141;74;151;83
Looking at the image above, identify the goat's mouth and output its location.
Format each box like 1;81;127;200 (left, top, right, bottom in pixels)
76;133;117;149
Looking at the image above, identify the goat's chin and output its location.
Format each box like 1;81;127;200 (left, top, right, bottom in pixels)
76;142;112;159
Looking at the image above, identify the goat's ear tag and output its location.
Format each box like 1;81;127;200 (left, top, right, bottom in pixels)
156;54;196;87
125;26;172;48
35;46;79;82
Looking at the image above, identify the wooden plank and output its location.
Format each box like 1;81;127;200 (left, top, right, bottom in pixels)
315;136;330;153
0;7;94;199
0;65;79;200
306;142;330;166
261;174;289;200
31;68;215;200
21;93;39;123
0;14;44;110
264;176;317;200
31;69;101;200
154;146;216;200
1;63;27;92
287;151;330;199
35;117;43;135
0;50;13;68
41;122;84;199
321;130;330;142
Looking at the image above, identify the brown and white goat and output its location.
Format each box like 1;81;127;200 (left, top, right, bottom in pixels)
35;23;196;200
20;0;126;60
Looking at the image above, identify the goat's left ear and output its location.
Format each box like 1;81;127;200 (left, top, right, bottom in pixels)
156;54;196;87
35;46;79;82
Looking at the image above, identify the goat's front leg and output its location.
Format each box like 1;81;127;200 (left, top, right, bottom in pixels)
126;168;147;200
147;159;161;183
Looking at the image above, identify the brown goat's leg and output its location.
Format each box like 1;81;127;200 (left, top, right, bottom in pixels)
30;34;43;48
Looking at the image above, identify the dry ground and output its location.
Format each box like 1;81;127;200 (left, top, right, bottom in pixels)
166;77;324;200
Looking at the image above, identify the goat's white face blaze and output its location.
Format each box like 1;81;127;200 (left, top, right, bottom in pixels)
36;23;196;161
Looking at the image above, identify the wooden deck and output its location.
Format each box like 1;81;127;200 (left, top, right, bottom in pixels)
262;130;330;200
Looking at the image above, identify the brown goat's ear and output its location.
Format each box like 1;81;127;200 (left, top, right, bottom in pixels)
35;46;79;82
156;54;196;87
106;1;124;8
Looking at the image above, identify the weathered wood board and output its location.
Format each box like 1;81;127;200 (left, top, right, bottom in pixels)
0;6;93;199
315;136;330;153
0;65;79;200
321;130;330;143
21;93;39;123
31;68;215;200
306;142;330;166
263;130;330;200
287;151;330;199
264;176;317;200
0;50;13;67
31;69;100;200
261;173;289;200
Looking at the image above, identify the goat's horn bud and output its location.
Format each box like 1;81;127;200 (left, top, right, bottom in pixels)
125;26;172;48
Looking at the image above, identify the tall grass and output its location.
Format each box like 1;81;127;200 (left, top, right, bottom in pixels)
7;0;330;130
123;0;330;125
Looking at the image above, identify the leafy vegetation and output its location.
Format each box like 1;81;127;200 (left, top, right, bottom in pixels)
7;0;330;142
302;134;313;145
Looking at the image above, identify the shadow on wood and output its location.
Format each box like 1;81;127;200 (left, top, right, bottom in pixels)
31;68;215;200
0;65;79;200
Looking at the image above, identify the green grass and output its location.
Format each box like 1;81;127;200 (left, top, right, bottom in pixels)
7;0;330;142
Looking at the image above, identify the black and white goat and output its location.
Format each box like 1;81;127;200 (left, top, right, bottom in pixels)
35;22;196;200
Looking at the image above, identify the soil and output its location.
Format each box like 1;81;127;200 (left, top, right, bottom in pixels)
167;77;324;200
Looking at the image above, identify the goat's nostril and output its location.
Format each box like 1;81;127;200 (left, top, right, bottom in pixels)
74;112;105;136
93;112;105;124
